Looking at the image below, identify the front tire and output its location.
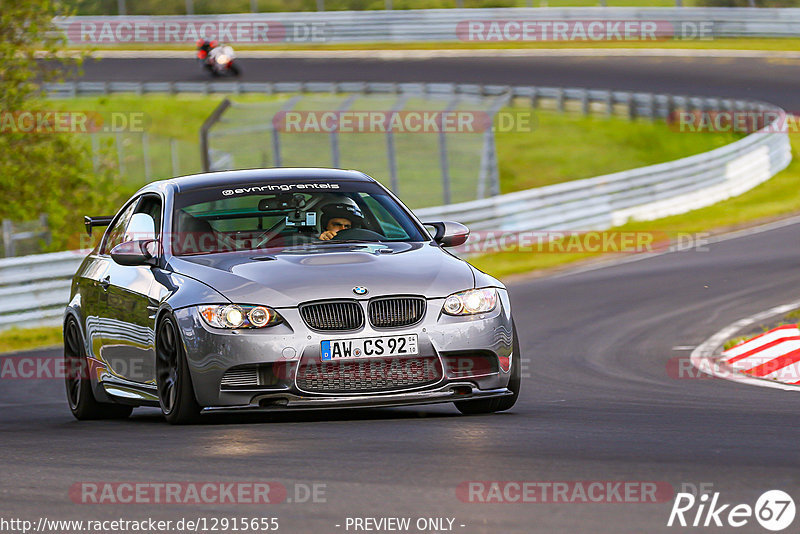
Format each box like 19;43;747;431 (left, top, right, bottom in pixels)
455;323;521;415
64;317;132;420
156;314;202;424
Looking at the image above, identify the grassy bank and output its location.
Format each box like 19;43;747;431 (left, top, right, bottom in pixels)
0;327;63;354
471;131;800;278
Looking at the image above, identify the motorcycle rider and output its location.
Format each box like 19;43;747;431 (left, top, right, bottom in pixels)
196;39;218;63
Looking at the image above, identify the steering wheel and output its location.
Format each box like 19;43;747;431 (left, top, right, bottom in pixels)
331;228;386;241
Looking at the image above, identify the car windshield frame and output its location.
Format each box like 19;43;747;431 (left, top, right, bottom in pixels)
169;179;429;257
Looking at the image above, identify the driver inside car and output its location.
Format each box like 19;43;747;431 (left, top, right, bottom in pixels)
318;203;364;241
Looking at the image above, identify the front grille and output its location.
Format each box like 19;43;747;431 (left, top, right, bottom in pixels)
300;300;364;331
368;297;426;328
296;356;442;393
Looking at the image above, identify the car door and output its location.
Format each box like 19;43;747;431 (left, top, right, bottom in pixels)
98;194;165;385
82;200;137;365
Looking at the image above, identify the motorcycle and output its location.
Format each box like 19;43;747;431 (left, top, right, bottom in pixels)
197;40;240;77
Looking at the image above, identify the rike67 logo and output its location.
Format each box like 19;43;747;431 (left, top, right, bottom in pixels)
667;489;795;531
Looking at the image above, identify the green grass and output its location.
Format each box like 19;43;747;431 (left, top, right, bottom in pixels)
471;130;800;278
496;110;741;191
0;326;63;354
723;335;750;351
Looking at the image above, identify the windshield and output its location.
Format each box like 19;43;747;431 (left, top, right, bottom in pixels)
170;180;427;256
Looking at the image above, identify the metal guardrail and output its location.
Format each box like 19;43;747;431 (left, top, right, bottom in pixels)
56;8;800;44
0;250;89;329
1;82;791;331
415;127;791;244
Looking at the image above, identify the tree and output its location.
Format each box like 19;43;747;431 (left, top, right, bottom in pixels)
0;0;124;252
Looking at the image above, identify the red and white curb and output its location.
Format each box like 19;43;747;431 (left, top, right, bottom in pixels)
690;300;800;391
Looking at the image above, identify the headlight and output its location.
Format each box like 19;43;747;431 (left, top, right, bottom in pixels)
442;288;498;316
198;304;282;329
216;54;229;64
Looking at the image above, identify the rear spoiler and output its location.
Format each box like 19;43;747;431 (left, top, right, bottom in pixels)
84;215;114;236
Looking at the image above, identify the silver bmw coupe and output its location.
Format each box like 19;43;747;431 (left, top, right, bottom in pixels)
64;169;520;423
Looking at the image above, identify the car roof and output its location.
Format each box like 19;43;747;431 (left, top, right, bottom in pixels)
138;168;375;195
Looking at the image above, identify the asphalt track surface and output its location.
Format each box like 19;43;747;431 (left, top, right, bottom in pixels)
77;54;800;109
3;54;800;533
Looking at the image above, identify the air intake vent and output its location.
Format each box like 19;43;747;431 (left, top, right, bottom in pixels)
368;297;426;328
220;366;260;388
296;356;442;393
300;300;364;331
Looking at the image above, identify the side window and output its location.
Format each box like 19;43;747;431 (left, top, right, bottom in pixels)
100;201;137;255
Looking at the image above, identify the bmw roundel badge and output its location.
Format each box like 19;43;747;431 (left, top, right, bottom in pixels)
353;286;368;295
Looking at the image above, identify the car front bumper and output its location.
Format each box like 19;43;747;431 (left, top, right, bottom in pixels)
173;290;515;410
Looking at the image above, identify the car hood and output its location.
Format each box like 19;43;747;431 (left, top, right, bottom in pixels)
168;242;475;308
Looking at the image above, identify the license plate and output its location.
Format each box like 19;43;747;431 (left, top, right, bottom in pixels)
321;334;418;361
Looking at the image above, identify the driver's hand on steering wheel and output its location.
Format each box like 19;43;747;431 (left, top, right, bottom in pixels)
319;218;352;241
319;230;338;241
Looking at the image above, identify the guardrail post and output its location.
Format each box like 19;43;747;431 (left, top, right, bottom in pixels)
171;138;180;177
200;98;232;172
439;99;459;205
386;95;408;195
627;93;636;120
646;93;655;120
40;214;51;250
90;134;99;174
556;88;565;112
489;127;500;197
115;132;125;175
2;220;13;258
142;132;152;181
186;0;194;15
605;91;614;116
666;95;676;121
316;0;324;10
251;0;258;12
530;87;538;109
331;95;357;168
580;90;590;115
477;131;492;199
117;0;126;15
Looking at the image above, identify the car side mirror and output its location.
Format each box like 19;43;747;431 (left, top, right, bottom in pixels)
424;221;470;247
124;213;157;242
110;239;158;266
